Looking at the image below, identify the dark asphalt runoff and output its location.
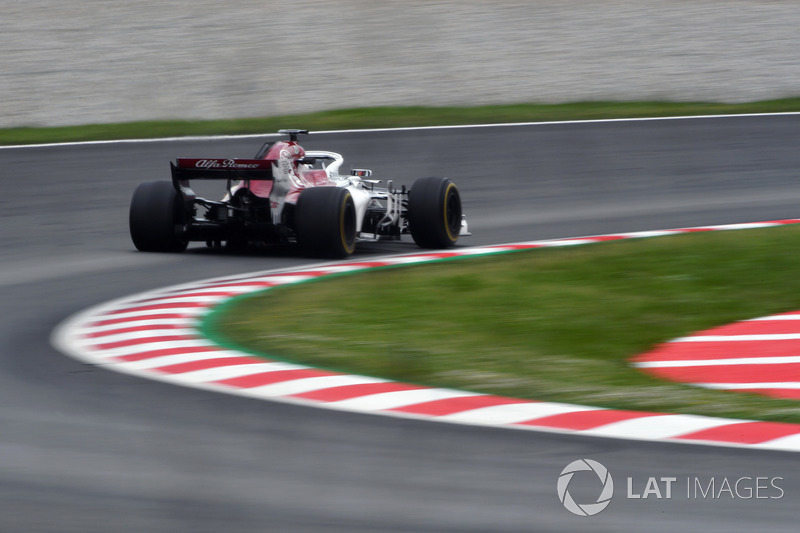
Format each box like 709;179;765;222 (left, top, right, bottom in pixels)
2;115;800;532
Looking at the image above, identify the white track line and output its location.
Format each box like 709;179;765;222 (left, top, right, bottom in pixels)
5;112;800;150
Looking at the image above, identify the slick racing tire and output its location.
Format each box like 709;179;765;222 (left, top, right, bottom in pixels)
129;181;189;252
407;177;462;249
295;186;357;258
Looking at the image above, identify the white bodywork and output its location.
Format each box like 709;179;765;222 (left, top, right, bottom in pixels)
303;150;407;238
222;145;468;244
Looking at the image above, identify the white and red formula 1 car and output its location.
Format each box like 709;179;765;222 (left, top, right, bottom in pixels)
129;130;469;258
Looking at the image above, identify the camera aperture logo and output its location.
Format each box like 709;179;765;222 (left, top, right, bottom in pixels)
557;459;786;517
557;459;614;516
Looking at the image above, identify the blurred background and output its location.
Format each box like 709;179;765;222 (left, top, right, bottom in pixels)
2;0;799;128
3;3;800;533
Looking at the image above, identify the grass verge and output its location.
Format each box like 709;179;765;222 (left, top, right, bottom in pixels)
2;98;799;146
205;225;800;424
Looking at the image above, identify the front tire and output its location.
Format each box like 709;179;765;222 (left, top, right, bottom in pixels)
295;187;357;258
129;181;189;252
407;177;462;249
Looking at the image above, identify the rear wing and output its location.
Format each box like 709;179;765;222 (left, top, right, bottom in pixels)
170;158;275;182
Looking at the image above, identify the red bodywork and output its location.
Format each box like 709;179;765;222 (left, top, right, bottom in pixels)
174;139;337;205
249;140;335;202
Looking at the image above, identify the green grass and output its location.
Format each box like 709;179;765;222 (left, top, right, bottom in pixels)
3;98;799;146
204;225;800;424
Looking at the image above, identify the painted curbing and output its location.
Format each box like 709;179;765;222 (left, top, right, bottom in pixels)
634;312;800;400
52;219;800;452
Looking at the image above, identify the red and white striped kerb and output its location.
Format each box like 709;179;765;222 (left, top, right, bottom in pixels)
53;219;800;451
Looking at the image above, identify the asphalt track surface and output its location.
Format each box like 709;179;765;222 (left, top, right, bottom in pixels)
2;115;800;532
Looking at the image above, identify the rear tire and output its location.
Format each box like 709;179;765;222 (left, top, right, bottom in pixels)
407;177;462;248
129;181;189;252
295;187;357;258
